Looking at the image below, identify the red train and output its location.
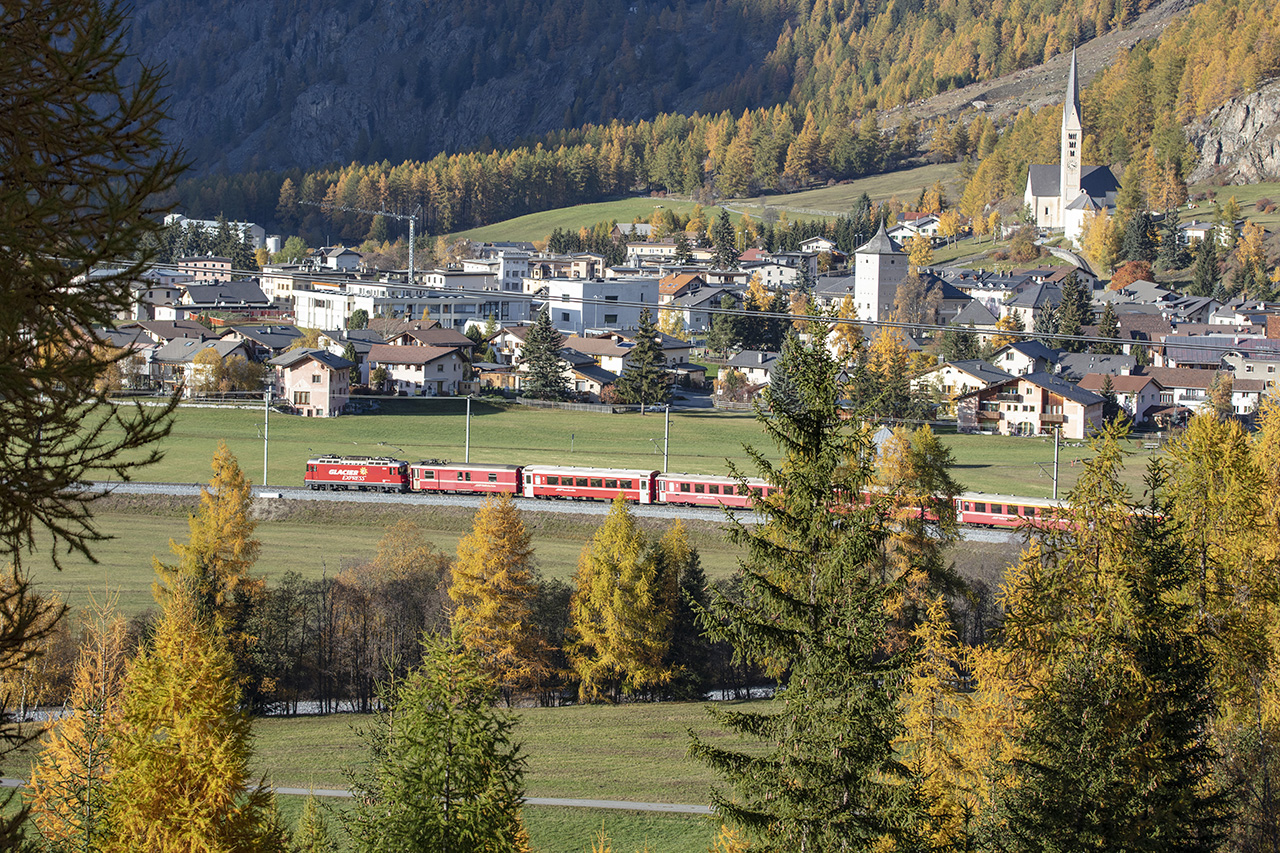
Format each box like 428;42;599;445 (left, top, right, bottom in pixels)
304;455;1062;530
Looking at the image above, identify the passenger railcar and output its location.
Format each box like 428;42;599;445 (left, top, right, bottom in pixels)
955;492;1063;529
305;456;409;493
657;473;773;508
409;461;523;495
522;466;659;504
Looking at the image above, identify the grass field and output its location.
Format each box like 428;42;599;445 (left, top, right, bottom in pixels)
1191;181;1280;233
106;397;1157;496
448;163;963;243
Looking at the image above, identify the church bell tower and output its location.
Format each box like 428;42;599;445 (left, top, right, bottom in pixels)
1060;48;1083;206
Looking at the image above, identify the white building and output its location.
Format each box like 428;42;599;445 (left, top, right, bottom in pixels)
164;213;267;249
462;249;529;292
292;279;531;331
535;277;659;335
853;224;908;323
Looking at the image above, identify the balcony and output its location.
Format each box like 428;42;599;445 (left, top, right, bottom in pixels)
978;410;1002;421
1041;413;1065;424
995;392;1022;403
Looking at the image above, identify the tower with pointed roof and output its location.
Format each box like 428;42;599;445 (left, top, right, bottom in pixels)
1023;49;1120;244
1060;49;1083;207
853;222;907;323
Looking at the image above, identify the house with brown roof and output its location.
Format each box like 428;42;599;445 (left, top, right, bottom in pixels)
367;344;466;396
956;371;1104;439
658;273;706;304
1077;373;1164;424
269;348;354;417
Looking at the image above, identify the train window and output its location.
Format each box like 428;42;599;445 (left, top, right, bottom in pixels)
1024;506;1036;516
546;476;558;485
488;473;498;482
694;483;705;493
575;477;588;487
457;472;465;480
465;472;473;481
991;504;1003;514
750;488;762;499
620;479;633;489
680;482;690;492
590;478;602;488
962;502;970;511
974;502;986;513
605;479;618;489
422;471;435;479
737;484;748;496
709;484;720;494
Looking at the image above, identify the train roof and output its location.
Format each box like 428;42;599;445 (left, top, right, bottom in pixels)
957;491;1065;508
308;455;406;466
660;472;770;486
410;461;523;471
522;465;659;478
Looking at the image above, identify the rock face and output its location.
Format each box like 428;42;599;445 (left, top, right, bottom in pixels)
1188;80;1280;184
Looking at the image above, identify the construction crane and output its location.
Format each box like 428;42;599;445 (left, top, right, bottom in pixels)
299;200;421;285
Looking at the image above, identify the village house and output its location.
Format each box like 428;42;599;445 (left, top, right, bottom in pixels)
269;348;354;417
219;325;304;361
956;371;1105;440
173;255;234;283
1076;373;1164;424
989;340;1058;376
725;350;780;386
912;360;1014;413
150;337;253;395
367;343;467;396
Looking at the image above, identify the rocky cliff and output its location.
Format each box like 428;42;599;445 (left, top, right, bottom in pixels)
1188;79;1280;184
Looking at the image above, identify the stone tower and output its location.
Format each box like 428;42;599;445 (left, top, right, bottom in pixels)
1060;48;1083;207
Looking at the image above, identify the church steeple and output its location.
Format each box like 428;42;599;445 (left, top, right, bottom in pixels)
1060;48;1083;204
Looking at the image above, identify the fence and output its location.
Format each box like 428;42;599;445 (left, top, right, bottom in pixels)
515;397;642;414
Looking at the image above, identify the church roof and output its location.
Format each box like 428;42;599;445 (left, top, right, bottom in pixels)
1064;48;1082;128
1027;164;1060;197
854;223;904;256
1026;164;1119;204
1065;192;1104;212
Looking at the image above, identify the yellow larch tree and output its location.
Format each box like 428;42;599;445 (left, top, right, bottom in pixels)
107;586;286;852
828;295;864;363
907;233;934;269
867;324;911;385
657;307;688;341
568;496;672;702
895;597;977;851
27;602;129;850
449;492;551;705
989;313;1023;350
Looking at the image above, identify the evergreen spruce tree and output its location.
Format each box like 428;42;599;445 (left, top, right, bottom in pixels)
1158;209;1190;270
520;307;569;401
655;521;714;701
1095;302;1121;354
712;209;740;270
938;325;979;362
1100;373;1123;422
1055;273;1091;353
1121;210;1158;264
612;307;670;411
689;335;912;849
1032;303;1058;346
674;231;693;264
705;293;740;356
1191;239;1220;298
344;634;527;853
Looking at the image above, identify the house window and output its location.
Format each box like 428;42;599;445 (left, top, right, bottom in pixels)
604;295;618;302
604;314;618;324
561;312;570;322
438;364;445;372
293;391;310;405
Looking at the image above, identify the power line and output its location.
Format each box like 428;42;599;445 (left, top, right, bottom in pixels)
123;258;1262;355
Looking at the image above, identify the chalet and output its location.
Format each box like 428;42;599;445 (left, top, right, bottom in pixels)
150;338;252;395
269;348;354;418
388;326;478;352
957;372;1104;440
1001;282;1062;330
912;360;1014;415
725;350;780;386
989;341;1058;376
219;325;304;361
173;256;234;283
626;241;678;264
669;287;739;334
367;343;466;396
658;273;706;304
1055;352;1137;380
1077;373;1163;424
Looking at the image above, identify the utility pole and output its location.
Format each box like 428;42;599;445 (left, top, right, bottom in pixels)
263;386;270;486
663;405;670;472
1053;427;1060;500
299;201;421;285
465;395;471;463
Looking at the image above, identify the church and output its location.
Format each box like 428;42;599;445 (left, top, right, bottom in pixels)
1023;50;1120;245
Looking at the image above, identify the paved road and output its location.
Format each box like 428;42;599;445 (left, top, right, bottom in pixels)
2;778;712;814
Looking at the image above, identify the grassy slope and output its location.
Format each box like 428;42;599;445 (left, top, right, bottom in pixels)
448;163;963;243
1192;181;1280;233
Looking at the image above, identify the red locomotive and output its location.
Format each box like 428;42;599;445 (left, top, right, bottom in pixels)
304;456;409;493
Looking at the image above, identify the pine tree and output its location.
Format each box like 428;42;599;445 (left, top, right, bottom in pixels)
1031;304;1058;345
520;307;569;401
108;585;286;852
27;605;128;851
673;231;693;264
705;293;740;356
449;493;550;705
1055;273;1091;353
613;307;670;411
1121;209;1158;263
655;521;713;701
689;335;911;849
1095;302;1121;354
569;496;673;702
712;209;740;270
292;795;338;853
1191;238;1220;298
344;634;527;853
1158;208;1190;271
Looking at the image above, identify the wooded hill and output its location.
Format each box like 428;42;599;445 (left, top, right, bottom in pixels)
165;0;1280;242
